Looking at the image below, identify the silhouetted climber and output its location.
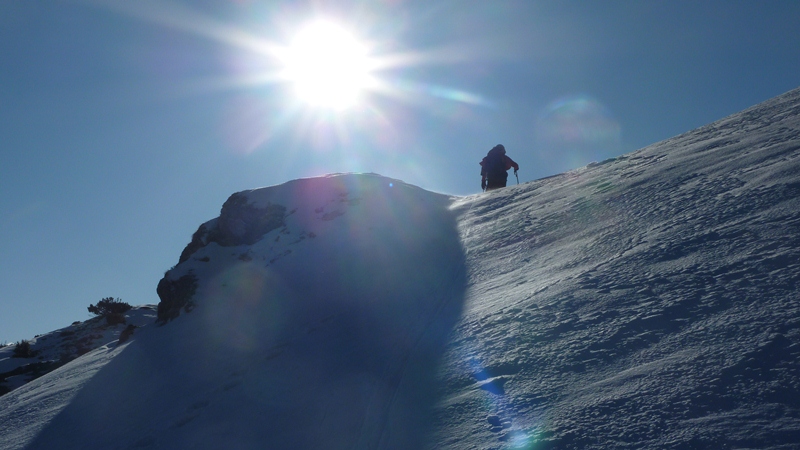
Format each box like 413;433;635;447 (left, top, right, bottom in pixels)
480;144;519;191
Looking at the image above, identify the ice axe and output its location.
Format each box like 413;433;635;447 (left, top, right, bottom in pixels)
515;169;519;185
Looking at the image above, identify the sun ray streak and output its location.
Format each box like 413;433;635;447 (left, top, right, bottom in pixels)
87;0;497;165
89;0;284;58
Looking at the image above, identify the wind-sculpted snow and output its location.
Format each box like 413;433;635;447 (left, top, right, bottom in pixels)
2;88;800;450
437;88;800;449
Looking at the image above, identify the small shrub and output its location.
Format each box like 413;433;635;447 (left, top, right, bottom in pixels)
105;312;127;326
118;324;136;344
12;340;36;358
88;297;132;317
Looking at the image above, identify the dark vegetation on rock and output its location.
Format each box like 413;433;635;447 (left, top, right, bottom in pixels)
88;298;132;326
160;192;286;323
87;298;132;317
156;273;199;323
2;360;64;384
12;340;36;359
2;305;154;397
118;325;136;344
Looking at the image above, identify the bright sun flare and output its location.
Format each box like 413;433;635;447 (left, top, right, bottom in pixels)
281;21;374;110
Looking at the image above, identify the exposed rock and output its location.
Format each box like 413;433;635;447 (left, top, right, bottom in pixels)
163;192;287;323
178;222;214;264
118;325;136;344
216;193;286;246
177;193;286;264
156;273;198;323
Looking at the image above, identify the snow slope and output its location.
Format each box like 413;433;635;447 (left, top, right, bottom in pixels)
0;306;156;395
438;87;800;449
1;175;467;449
1;87;799;449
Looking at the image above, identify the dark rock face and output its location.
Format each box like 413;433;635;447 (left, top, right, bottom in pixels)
178;223;213;264
118;325;136;344
156;274;198;323
159;193;286;322
216;193;286;246
177;193;287;264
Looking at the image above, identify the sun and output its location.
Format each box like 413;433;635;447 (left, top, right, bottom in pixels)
280;20;375;110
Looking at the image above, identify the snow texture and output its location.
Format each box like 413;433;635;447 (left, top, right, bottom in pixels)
1;87;799;449
0;306;156;395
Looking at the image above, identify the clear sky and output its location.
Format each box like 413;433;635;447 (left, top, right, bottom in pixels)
1;0;799;344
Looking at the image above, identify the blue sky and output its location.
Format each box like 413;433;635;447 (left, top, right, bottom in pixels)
2;0;799;343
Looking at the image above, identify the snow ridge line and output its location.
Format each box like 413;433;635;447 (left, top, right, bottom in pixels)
454;195;480;255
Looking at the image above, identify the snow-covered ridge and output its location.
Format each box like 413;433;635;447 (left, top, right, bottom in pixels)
1;87;799;449
0;305;156;396
1;171;468;450
437;87;800;448
156;173;458;324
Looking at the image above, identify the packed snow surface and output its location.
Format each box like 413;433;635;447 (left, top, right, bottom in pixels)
1;87;799;449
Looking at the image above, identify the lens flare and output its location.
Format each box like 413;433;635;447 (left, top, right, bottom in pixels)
201;263;287;353
92;1;498;186
536;95;622;167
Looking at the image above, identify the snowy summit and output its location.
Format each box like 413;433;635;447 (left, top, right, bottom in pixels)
1;87;800;449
